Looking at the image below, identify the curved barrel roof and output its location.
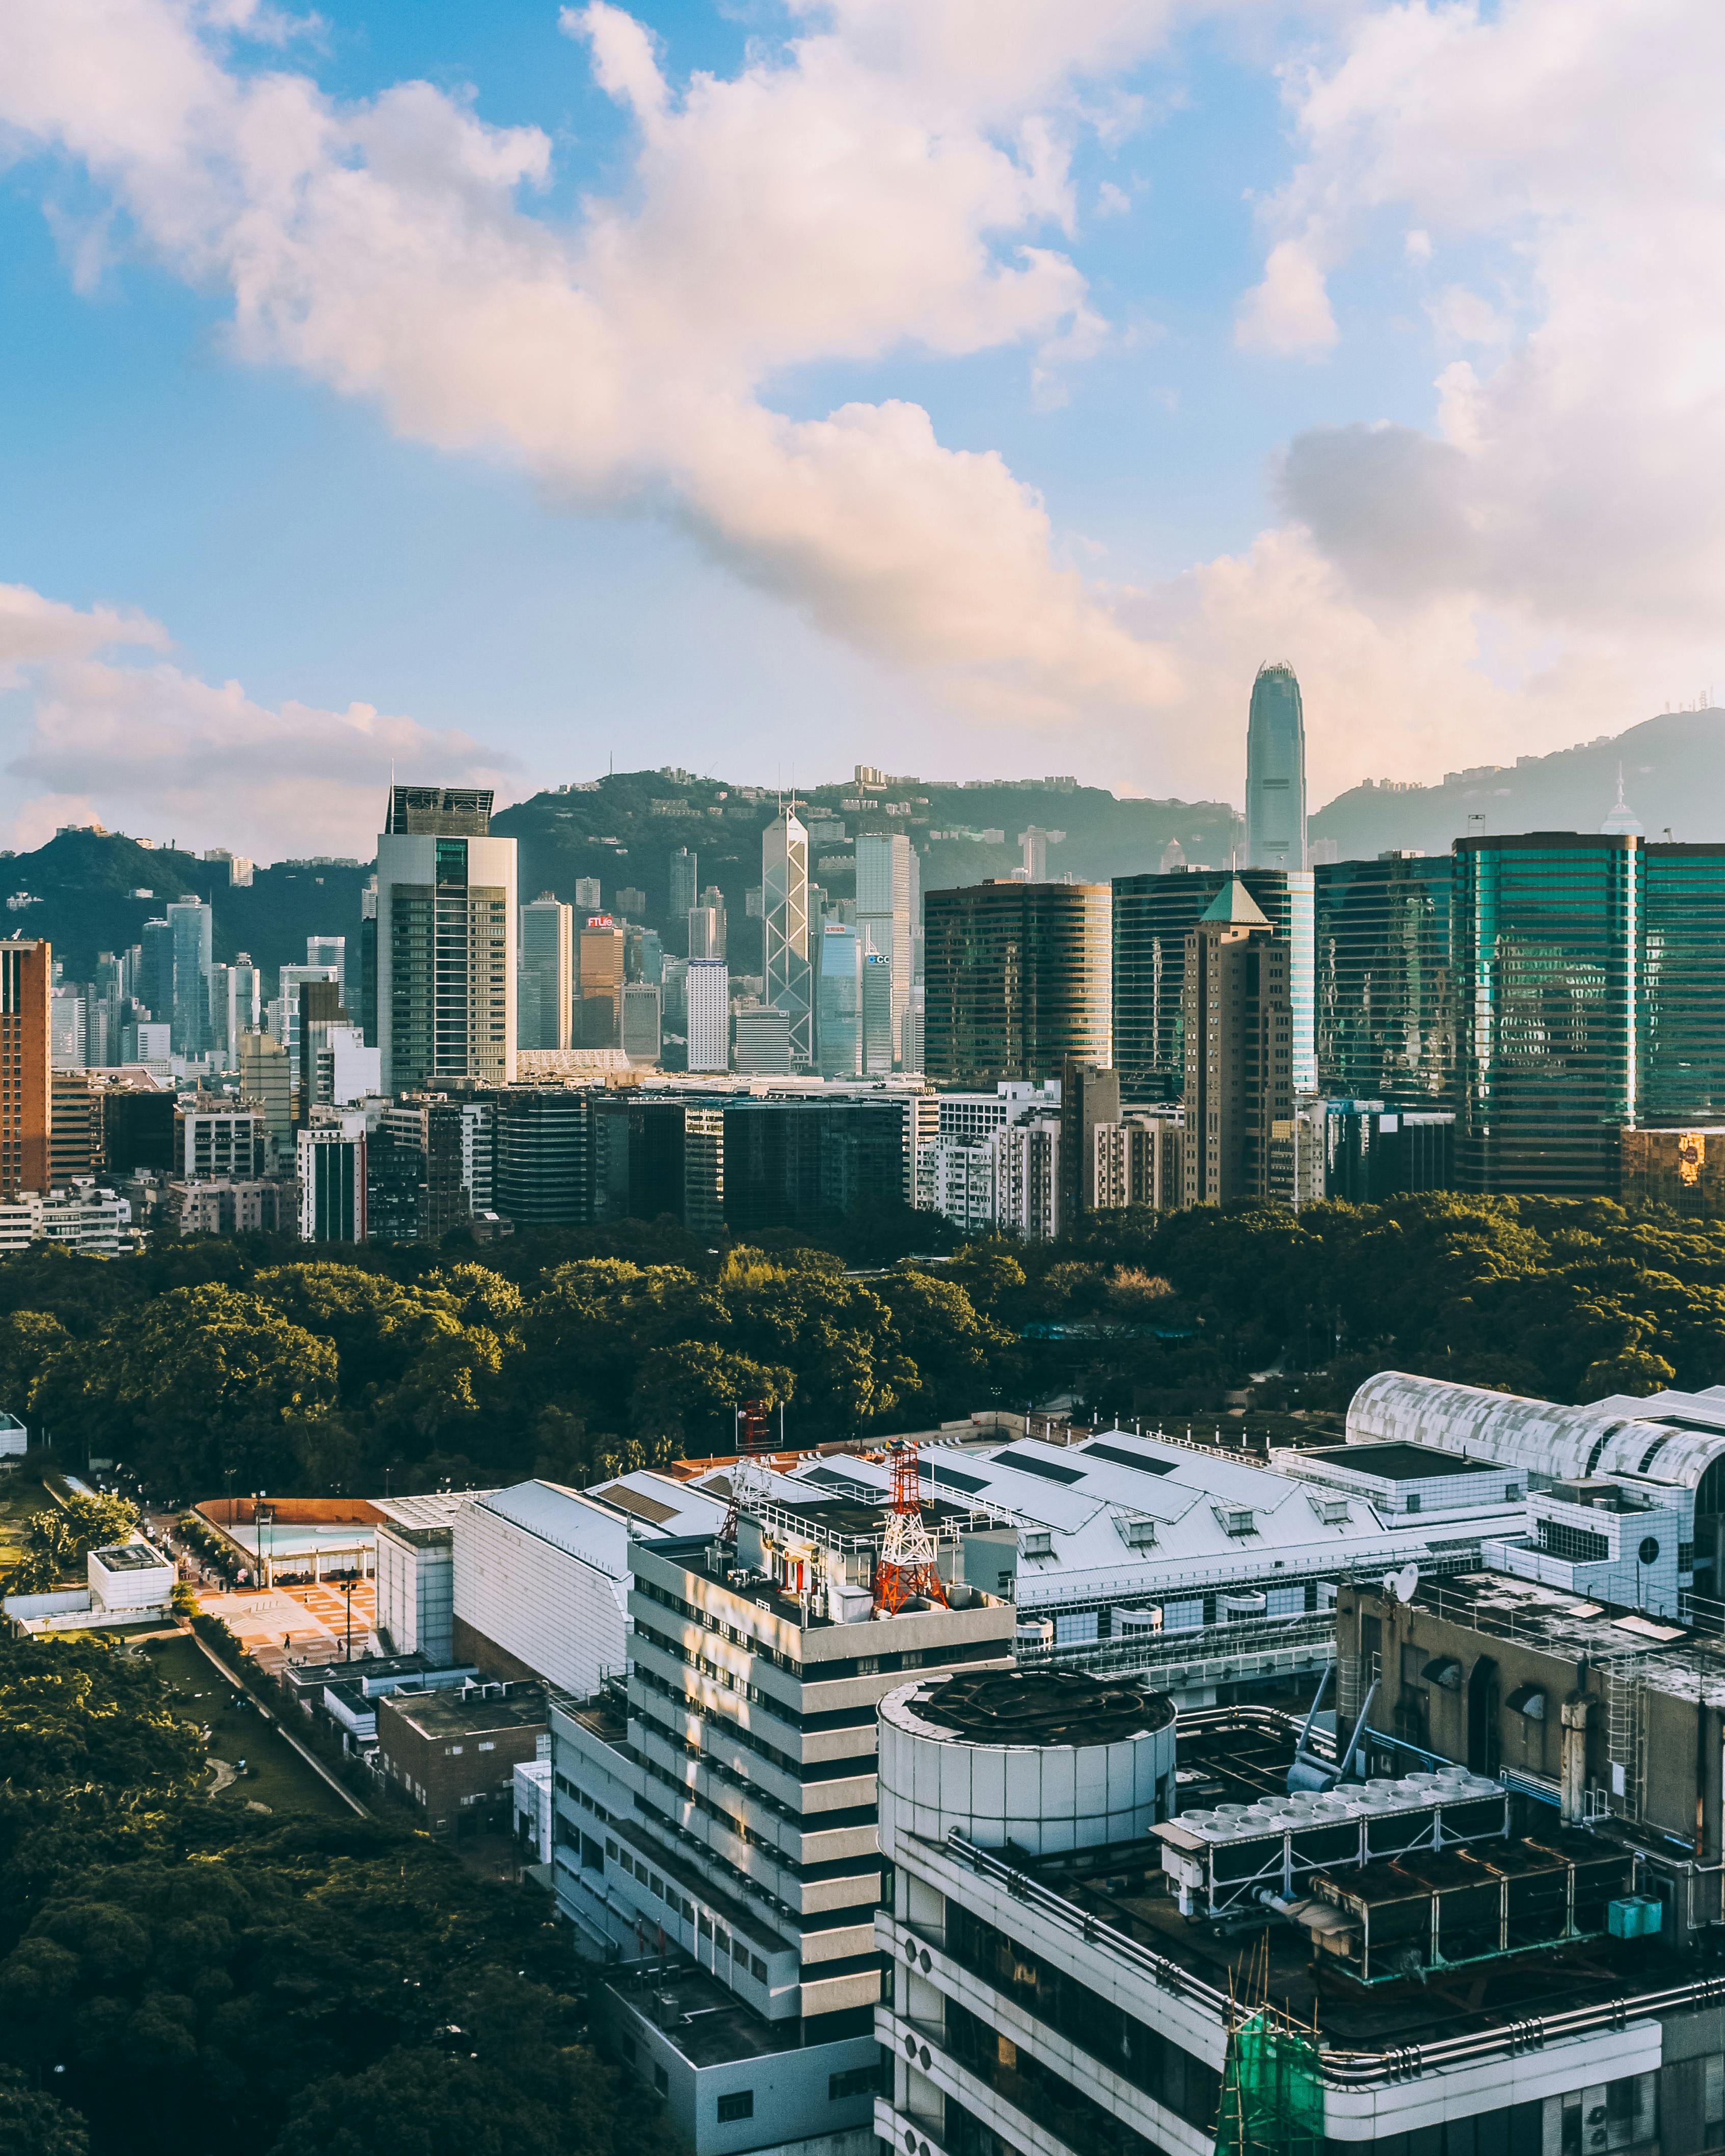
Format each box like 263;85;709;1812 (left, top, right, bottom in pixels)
1346;1370;1725;1491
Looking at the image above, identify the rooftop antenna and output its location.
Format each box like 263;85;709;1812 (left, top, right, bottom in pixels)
872;1440;949;1615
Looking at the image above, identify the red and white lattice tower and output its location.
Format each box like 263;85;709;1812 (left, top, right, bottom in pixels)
872;1439;949;1615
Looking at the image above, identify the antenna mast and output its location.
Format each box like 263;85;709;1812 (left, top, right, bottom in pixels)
872;1440;950;1615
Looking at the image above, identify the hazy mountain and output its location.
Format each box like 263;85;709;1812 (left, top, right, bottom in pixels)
1310;708;1723;859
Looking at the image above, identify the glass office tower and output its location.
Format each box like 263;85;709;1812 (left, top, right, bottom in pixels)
1639;844;1725;1123
1112;867;1312;1101
1246;661;1307;871
1455;833;1638;1196
1315;853;1457;1106
923;881;1111;1088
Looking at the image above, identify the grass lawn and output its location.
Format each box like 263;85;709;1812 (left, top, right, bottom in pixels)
0;1468;53;1573
139;1630;358;1821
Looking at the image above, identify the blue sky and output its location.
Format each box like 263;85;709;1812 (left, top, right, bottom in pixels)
0;0;1715;856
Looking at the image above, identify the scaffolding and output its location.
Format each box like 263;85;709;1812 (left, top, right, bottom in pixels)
1214;2000;1326;2156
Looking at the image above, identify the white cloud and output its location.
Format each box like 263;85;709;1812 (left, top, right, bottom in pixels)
1096;179;1131;217
0;584;506;857
0;0;1183;738
1234;236;1337;355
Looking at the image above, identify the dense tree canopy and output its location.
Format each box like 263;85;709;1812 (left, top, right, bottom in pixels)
0;1633;670;2156
3;1195;1724;1499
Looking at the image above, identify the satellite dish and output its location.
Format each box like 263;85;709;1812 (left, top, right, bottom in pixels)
1393;1563;1420;1604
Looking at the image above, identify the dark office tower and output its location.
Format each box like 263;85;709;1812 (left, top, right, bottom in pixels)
1059;1058;1121;1231
1181;879;1292;1208
721;1096;909;1234
103;1086;175;1175
923;880;1111;1088
1455;832;1638;1197
140;918;174;1024
589;1095;725;1234
1315;853;1458;1106
295;978;346;1128
667;847;697;947
1245;661;1307;872
1113;868;1309;1104
1639;844;1725;1122
492;1087;589;1227
359;881;378;1047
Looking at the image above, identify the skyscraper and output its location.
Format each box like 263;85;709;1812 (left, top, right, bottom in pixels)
1455;832;1638;1196
518;893;574;1051
686;958;730;1073
1181;878;1292;1207
923;880;1111;1088
577;914;626;1048
763;803;813;1068
375;786;517;1094
817;922;862;1077
856;831;914;1069
0;941;51;1200
1638;843;1725;1123
1112;867;1311;1102
167;897;213;1056
306;934;347;1011
667;847;697;945
1245;661;1307;872
861;949;894;1074
140;917;174;1028
1315;853;1457;1105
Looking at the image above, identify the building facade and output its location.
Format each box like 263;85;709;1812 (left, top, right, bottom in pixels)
687;959;731;1074
1181;879;1292;1208
0;940;51;1200
519;893;574;1052
1245;658;1306;871
1315;852;1457;1106
376;785;517;1094
856;831;916;1071
763;805;814;1069
924;882;1111;1089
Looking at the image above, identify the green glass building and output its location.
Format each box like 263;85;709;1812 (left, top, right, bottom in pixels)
1639;844;1725;1123
1455;833;1639;1196
1112;867;1312;1103
1315;853;1457;1107
923;880;1111;1088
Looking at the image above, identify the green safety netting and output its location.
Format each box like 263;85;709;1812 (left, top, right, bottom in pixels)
1213;2009;1326;2156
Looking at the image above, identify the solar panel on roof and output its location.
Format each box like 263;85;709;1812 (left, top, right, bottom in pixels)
917;1460;990;1495
1081;1441;1178;1477
990;1448;1085;1485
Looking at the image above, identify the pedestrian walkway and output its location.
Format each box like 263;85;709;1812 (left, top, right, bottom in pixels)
198;1584;379;1676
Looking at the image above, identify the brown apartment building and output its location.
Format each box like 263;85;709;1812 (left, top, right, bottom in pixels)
0;941;51;1199
375;1677;548;1836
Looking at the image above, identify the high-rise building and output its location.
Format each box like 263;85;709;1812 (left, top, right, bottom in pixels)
577;914;626;1049
923;880;1111;1088
273;963;339;1057
619;982;662;1065
698;883;729;961
376;786;517;1095
166;897;213;1056
1113;866;1313;1103
732;1004;793;1075
1059;1058;1121;1228
614;885;646;918
306;935;347;1011
856;831;914;1069
667;846;697;941
1315;852;1457;1106
1639;842;1725;1124
0;941;51;1200
139;917;174;1028
358;880;378;1047
1018;825;1050;881
687;904;721;961
817;923;862;1077
861;949;894;1074
686;959;730;1073
722;1095;915;1232
1245;659;1307;871
1092;1107;1183;1210
1181;878;1292;1207
492;1088;587;1228
50;1070;103;1187
49;988;86;1070
298;1119;366;1243
763;804;813;1067
237;1032;292;1167
518;893;574;1052
1456;832;1638;1196
207;955;261;1063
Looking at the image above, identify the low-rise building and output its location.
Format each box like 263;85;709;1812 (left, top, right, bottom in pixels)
375;1677;550;1835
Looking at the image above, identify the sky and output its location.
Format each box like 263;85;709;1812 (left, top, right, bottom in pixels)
2;0;1722;860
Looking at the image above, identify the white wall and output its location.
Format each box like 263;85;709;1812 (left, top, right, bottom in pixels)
453;1496;629;1695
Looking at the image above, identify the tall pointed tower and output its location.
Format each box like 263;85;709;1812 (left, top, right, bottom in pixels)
1245;661;1307;871
763;800;813;1068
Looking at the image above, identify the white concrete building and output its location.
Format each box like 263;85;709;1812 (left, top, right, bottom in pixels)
0;1183;130;1256
88;1538;176;1612
373;1489;496;1661
452;1475;726;1695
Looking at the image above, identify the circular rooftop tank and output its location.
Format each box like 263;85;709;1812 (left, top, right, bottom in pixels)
910;1667;1174;1748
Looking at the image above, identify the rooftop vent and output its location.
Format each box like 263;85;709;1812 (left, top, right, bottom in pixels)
1217;1505;1256;1538
1115;1513;1158;1550
1020;1528;1054;1559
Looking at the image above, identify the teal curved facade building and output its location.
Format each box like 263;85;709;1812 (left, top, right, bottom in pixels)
1245;661;1307;872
